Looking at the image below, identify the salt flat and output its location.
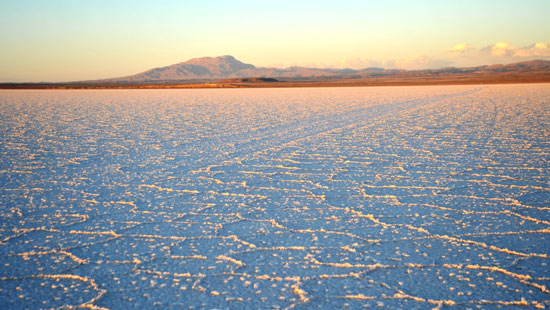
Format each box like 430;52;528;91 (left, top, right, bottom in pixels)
0;84;549;309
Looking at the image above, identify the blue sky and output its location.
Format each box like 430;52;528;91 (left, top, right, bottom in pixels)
1;0;549;82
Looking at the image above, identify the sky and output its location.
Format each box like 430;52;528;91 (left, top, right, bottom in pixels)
1;0;549;82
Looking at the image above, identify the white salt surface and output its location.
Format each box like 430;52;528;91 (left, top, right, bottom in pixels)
0;84;549;309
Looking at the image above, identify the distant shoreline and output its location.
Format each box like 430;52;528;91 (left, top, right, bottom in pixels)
1;77;549;90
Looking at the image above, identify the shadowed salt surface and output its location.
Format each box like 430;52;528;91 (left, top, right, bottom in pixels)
0;84;549;309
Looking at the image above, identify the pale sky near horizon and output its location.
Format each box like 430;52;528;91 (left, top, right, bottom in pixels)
1;0;549;82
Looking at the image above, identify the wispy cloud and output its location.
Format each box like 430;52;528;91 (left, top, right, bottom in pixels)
483;41;550;58
513;42;550;57
449;43;471;54
339;41;549;70
390;56;453;70
339;58;383;68
340;56;451;70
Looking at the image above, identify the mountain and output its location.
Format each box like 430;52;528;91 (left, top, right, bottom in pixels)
120;55;254;80
110;55;384;81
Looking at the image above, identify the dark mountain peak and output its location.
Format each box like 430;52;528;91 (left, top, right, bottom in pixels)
183;55;255;71
116;55;257;81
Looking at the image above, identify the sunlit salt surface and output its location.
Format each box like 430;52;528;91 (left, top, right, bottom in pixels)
1;84;549;309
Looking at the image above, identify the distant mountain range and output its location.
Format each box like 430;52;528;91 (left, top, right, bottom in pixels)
106;55;550;82
108;55;384;81
2;56;549;88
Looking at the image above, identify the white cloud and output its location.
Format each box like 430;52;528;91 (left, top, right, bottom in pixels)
488;41;516;57
449;43;471;54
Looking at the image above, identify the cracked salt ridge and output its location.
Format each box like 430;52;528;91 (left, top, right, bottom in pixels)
0;85;549;309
